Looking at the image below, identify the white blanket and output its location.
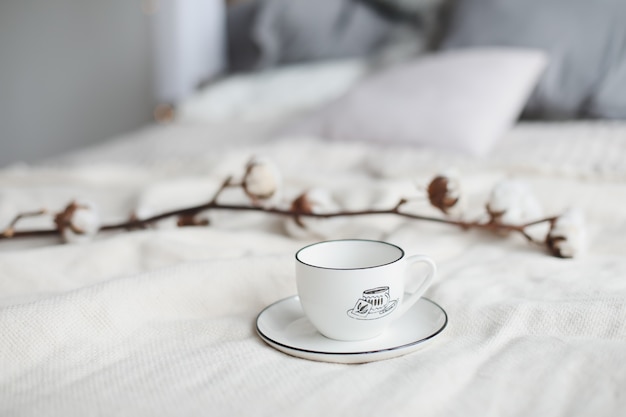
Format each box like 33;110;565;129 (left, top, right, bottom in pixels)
1;121;626;416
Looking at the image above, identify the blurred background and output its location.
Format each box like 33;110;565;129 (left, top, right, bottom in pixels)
0;0;225;168
1;0;624;167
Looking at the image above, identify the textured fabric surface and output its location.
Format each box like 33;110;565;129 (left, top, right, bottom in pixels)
287;48;546;156
1;121;626;416
442;0;626;119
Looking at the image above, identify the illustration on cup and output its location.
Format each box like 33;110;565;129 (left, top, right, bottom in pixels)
347;286;398;320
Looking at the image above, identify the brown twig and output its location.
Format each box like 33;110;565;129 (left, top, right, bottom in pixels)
0;199;556;243
1;209;48;238
0;157;562;253
210;176;236;204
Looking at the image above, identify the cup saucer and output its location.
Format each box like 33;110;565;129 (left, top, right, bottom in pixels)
255;296;448;364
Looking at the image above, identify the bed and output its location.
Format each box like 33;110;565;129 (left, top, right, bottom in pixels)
2;0;626;415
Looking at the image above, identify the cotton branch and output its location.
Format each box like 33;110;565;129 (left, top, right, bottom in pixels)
0;158;584;258
0;199;557;246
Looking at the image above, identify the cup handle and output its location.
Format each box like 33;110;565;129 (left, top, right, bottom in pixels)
394;255;436;318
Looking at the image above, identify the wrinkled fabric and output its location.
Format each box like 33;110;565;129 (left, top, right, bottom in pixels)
1;120;625;416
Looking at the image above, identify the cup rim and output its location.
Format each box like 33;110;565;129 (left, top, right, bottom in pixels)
295;239;405;270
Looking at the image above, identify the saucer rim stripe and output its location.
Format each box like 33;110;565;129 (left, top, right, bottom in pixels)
255;296;448;357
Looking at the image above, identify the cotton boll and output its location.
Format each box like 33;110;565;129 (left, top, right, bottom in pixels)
427;169;464;216
133;206;154;222
191;210;211;226
284;188;342;239
243;157;282;205
547;208;586;258
57;200;101;244
176;210;210;228
487;179;542;225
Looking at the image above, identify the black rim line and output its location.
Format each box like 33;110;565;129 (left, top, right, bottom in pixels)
295;239;405;271
255;296;448;357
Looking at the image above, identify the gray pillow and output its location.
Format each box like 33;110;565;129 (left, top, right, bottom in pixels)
286;48;547;156
588;55;626;119
226;0;447;72
226;1;263;73
226;0;392;72
253;0;392;68
441;0;626;119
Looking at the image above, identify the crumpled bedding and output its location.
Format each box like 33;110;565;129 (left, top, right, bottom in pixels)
1;120;625;416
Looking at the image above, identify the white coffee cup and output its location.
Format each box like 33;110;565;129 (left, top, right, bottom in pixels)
295;239;436;341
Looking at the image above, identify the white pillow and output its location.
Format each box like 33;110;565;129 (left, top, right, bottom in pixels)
177;59;369;123
288;48;547;156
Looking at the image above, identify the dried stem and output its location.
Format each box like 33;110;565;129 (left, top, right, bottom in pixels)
0;158;561;251
210;176;236;204
0;199;557;243
1;209;48;238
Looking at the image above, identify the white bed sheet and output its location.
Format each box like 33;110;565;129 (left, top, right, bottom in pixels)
1;118;625;416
